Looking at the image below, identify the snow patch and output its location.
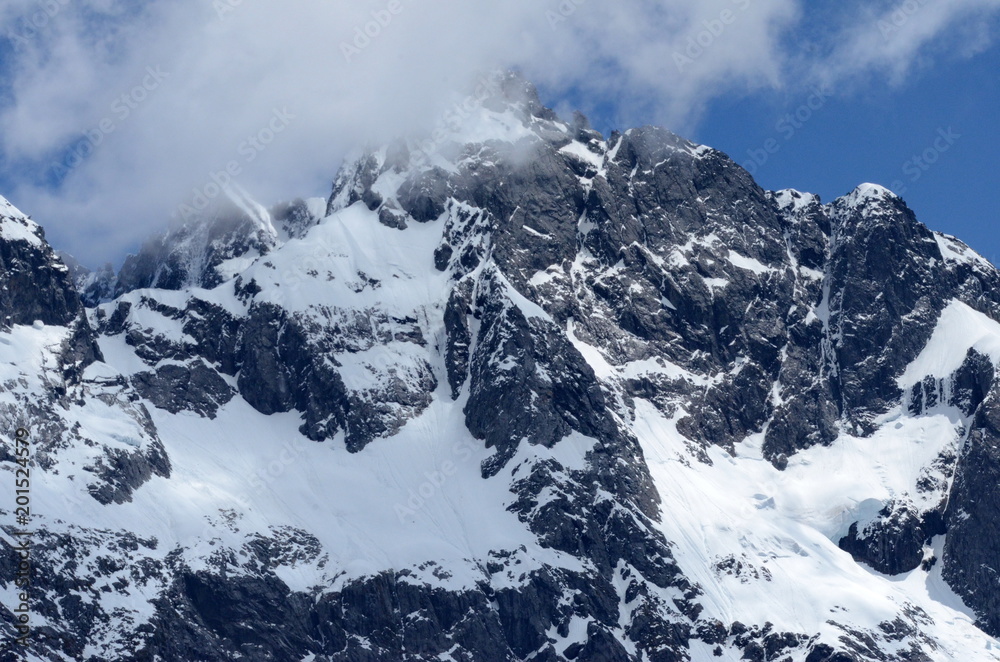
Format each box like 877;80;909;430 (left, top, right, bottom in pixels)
898;300;1000;388
840;183;898;209
727;251;773;275
559;140;604;171
0;195;44;247
935;233;993;269
773;189;819;214
635;401;986;656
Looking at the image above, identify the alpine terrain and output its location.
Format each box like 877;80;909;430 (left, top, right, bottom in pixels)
4;72;1000;661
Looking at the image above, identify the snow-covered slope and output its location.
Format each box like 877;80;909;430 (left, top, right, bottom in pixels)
6;74;1000;660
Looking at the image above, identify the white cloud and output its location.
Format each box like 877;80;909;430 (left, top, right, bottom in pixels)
0;0;996;265
815;0;1000;86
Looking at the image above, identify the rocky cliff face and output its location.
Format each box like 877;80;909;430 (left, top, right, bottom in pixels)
3;73;1000;660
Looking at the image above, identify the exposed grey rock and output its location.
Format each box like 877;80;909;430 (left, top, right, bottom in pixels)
131;360;236;418
236;302;436;449
115;197;279;296
0;215;91;338
839;501;945;576
86;439;172;505
466;268;617;478
943;379;1000;635
444;279;474;399
271;198;320;240
59;252;117;307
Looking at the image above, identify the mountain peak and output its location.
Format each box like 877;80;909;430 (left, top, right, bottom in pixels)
838;182;901;209
479;69;560;123
0;194;44;247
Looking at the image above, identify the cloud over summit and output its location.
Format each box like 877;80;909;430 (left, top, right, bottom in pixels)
0;0;997;265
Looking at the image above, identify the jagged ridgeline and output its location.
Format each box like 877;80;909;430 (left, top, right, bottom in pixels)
3;72;1000;660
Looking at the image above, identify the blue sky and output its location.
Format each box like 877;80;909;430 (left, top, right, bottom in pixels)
537;8;1000;262
0;0;998;266
696;46;1000;263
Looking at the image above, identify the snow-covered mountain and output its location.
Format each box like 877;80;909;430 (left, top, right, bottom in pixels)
5;71;1000;660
